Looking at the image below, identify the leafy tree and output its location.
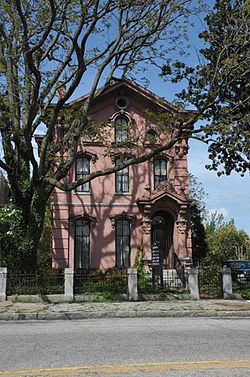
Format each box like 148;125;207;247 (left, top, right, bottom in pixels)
200;219;250;284
162;0;250;176
0;0;194;270
205;211;227;237
188;174;208;265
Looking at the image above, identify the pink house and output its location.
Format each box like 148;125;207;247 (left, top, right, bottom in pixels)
52;78;192;271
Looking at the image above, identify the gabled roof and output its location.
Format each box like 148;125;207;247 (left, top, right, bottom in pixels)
66;77;193;115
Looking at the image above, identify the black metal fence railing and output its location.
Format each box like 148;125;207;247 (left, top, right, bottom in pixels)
138;269;188;294
74;268;128;295
198;269;222;299
6;270;64;296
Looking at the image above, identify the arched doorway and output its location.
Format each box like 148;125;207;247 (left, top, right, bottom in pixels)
151;212;174;268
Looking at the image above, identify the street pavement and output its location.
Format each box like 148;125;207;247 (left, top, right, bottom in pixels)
1;298;250;320
0;317;250;376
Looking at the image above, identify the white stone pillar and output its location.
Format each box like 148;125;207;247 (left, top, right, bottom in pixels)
0;268;7;301
187;267;199;299
221;267;232;299
128;268;138;301
64;268;74;301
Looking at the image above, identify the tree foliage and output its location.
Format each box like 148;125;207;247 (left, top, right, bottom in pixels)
0;0;249;269
200;217;250;284
162;0;250;176
0;0;195;269
188;174;208;265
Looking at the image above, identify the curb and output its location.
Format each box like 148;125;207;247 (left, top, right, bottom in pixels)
1;310;250;321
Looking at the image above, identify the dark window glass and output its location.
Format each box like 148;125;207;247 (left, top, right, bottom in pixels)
115;157;129;193
75;157;90;192
75;219;90;269
147;130;156;140
115;117;128;142
154;159;167;189
115;219;130;268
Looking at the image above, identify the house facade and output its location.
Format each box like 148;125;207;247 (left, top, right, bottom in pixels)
52;79;192;271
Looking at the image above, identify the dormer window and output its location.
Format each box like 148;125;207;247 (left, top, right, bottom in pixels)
154;159;167;189
115;117;128;143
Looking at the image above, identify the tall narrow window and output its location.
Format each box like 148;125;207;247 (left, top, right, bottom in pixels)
75;156;90;192
115;157;129;193
75;219;90;269
115;117;128;142
115;219;130;268
154;159;167;189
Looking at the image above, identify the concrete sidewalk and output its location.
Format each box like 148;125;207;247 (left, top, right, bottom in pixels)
1;299;250;320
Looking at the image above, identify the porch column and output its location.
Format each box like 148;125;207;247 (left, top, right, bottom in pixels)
141;203;152;269
176;204;190;259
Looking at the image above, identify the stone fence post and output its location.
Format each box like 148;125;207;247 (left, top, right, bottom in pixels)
221;266;232;299
187;267;200;299
128;268;138;301
64;268;74;301
0;268;7;301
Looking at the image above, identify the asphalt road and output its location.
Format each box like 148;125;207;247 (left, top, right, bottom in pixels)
1;317;250;376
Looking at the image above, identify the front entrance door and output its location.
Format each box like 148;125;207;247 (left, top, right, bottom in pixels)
151;212;174;268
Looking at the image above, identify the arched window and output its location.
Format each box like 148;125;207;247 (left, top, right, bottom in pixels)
115;157;129;193
154;159;167;189
115;219;130;268
115;117;128;143
75;219;90;269
75;156;90;193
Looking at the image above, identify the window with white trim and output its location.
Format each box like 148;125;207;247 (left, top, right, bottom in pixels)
115;117;128;142
115;157;129;193
154;159;167;189
75;156;90;193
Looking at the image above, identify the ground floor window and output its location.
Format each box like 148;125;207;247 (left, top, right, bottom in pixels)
115;219;130;268
75;219;90;269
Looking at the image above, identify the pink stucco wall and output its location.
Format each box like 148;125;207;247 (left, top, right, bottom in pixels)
52;80;192;270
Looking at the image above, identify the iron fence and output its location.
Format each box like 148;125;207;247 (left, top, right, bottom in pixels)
74;268;128;295
138;269;188;294
198;269;222;299
6;270;64;295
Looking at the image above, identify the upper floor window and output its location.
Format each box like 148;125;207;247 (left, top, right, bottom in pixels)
75;156;90;193
154;159;167;189
115;219;130;268
115;157;129;193
115;117;128;143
